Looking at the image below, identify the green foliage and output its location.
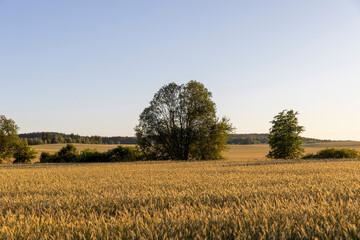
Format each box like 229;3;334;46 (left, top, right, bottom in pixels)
267;110;304;159
227;133;332;145
107;146;145;162
40;145;144;163
20;132;137;145
39;144;77;163
76;149;108;163
0;115;20;162
190;117;233;160
135;81;233;160
57;144;78;162
40;152;51;162
303;148;360;159
227;134;269;145
13;139;37;164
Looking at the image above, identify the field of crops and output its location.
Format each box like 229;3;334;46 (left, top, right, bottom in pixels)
1;142;360;238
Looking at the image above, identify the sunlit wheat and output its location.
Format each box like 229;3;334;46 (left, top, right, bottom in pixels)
1;157;360;238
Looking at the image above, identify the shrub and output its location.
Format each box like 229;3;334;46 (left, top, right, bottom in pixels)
40;144;77;163
40;145;144;163
40;153;62;163
303;148;360;159
13;139;37;164
40;152;51;162
57;144;77;162
77;149;107;163
107;146;144;162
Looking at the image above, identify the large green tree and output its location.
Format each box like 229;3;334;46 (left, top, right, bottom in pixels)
135;81;233;160
267;110;304;159
0;115;20;162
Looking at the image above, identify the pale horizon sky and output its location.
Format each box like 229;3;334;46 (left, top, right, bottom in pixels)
1;1;360;140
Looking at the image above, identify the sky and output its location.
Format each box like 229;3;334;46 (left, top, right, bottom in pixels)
1;1;360;140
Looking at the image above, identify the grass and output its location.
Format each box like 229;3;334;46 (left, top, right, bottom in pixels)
1;142;360;238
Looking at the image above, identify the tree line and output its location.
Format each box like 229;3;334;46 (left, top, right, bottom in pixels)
20;132;332;146
227;133;332;145
19;132;137;145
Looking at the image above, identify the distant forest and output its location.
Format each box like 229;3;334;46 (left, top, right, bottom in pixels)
227;134;332;145
19;132;333;146
19;132;137;145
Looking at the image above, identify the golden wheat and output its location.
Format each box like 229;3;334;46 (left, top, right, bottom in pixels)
1;157;360;239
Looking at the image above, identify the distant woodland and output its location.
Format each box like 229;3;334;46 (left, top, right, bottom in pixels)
227;134;332;145
19;132;332;146
19;132;137;145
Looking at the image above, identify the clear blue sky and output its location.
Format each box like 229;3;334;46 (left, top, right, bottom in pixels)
1;1;360;140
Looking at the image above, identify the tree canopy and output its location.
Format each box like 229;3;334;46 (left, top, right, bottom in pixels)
135;81;233;160
0;115;20;162
267;110;304;159
13;139;37;164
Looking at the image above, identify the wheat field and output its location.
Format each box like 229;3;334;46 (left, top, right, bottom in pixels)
1;143;360;239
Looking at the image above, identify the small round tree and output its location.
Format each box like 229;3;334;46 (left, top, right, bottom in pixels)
267;110;304;159
57;143;77;162
13;139;37;164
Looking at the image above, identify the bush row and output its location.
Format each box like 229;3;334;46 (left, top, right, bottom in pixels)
40;144;144;163
303;148;360;159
